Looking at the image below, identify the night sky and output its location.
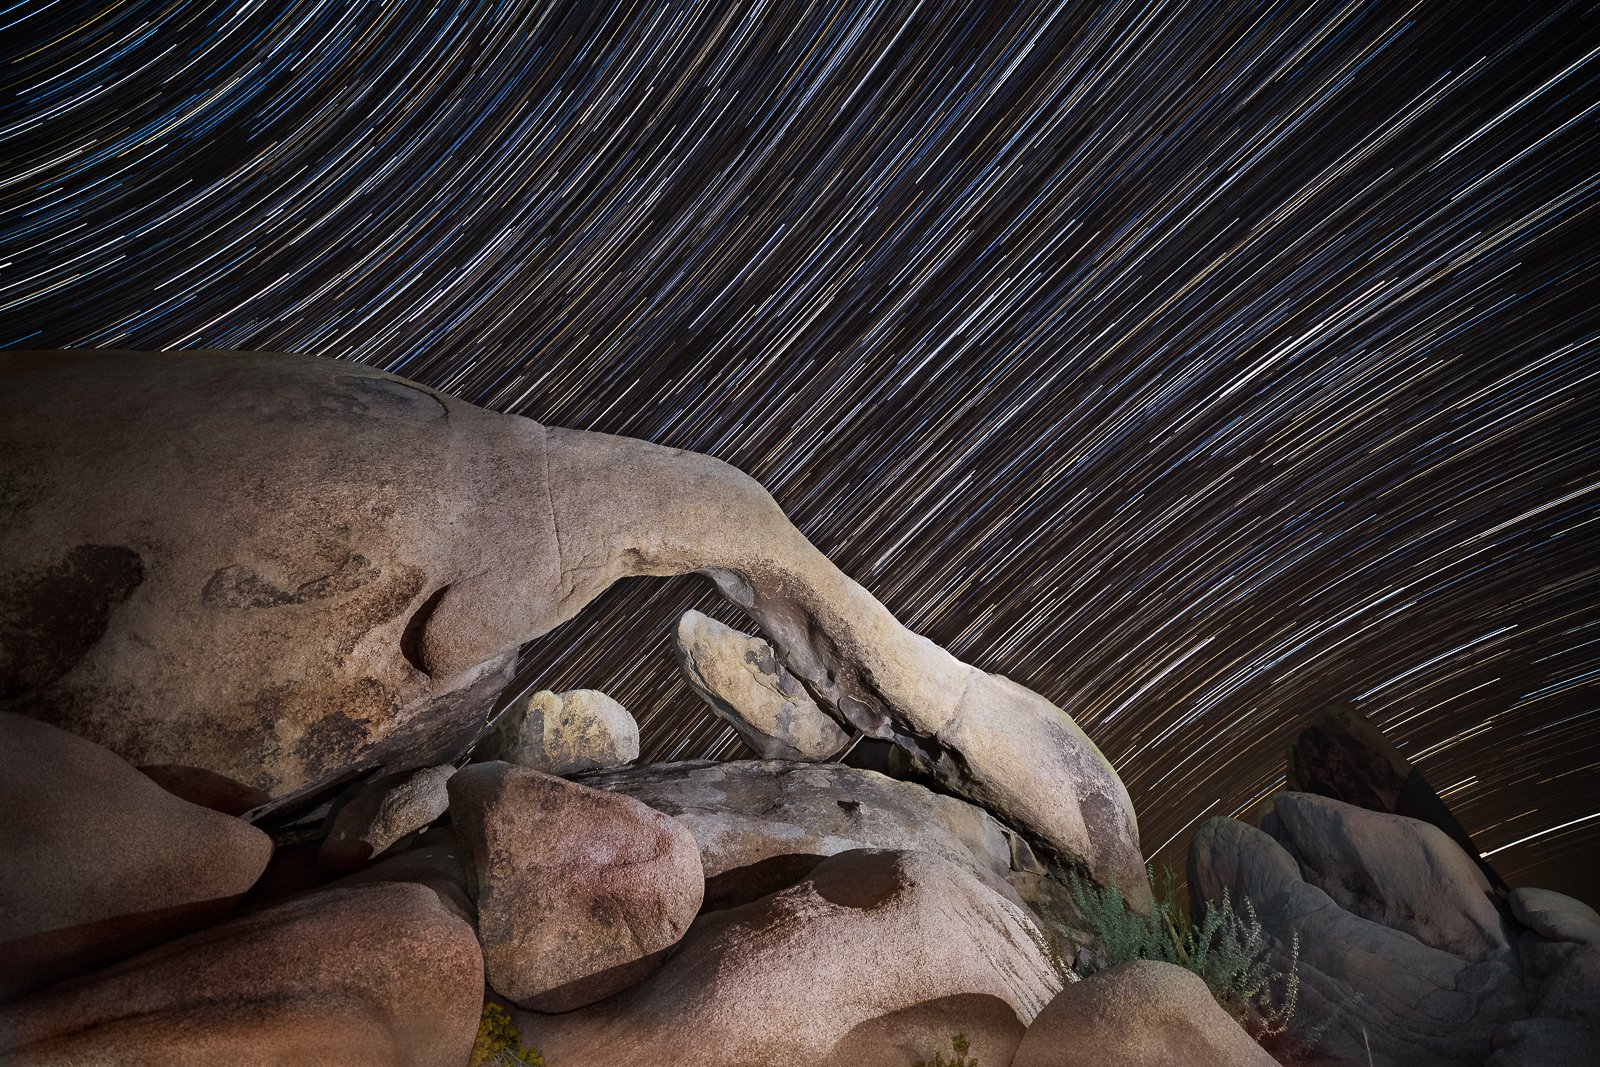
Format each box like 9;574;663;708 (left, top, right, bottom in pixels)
3;1;1597;901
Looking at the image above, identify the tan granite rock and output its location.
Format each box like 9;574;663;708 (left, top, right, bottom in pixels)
578;758;1036;909
1;350;545;814
1011;960;1279;1067
472;688;638;774
514;849;1063;1066
673;609;849;760
2;349;1143;899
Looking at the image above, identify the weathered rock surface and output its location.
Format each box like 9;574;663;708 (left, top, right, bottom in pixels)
0;711;272;998
448;761;703;1011
0;881;482;1066
1505;904;1600;1064
1261;792;1509;958
579;758;1039;909
1488;1017;1600;1067
318;763;455;873
1288;702;1507;891
1010;959;1279;1067
827;997;1032;1067
1;350;548;813
1188;813;1531;1066
1509;888;1600;947
2;349;1142;897
1266;708;1598;1064
514;849;1063;1067
472;688;639;774
550;427;1150;903
673;609;850;760
1529;936;1600;1021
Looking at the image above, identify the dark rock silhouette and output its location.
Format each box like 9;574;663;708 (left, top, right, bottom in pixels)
1186;708;1600;1066
1287;701;1508;892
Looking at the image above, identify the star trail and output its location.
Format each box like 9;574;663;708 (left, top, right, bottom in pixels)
2;1;1597;898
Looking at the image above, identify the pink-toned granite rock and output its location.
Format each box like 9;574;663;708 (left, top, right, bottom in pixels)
449;761;704;1011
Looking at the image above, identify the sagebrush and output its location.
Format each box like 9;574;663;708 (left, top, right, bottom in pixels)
1056;865;1315;1045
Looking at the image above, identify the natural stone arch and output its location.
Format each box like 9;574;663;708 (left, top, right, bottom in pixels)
0;349;1147;902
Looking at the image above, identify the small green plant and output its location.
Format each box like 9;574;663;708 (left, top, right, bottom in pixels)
1058;864;1315;1047
469;1002;544;1066
913;1032;977;1067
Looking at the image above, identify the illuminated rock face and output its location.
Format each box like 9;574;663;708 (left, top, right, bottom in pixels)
1;350;556;816
673;609;850;761
0;711;273;1000
578;758;1036;910
512;849;1063;1067
472;688;640;775
1011;960;1280;1067
447;762;704;1012
0;882;483;1067
0;348;1146;901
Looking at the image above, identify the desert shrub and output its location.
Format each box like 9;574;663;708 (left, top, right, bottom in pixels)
914;1032;978;1067
469;1002;545;1066
1057;865;1314;1045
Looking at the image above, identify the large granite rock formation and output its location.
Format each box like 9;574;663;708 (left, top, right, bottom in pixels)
1260;791;1509;959
0;349;1146;900
1;351;544;817
0;711;272;999
0;881;482;1066
1288;701;1507;891
1190;811;1520;1065
513;849;1063;1067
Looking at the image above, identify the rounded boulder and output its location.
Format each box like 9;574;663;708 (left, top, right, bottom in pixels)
448;762;704;1011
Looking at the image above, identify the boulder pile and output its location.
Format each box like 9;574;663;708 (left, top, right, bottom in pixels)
2;351;1591;1066
0;350;1162;1065
1188;708;1599;1067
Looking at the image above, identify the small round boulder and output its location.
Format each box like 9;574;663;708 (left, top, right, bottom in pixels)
473;689;639;775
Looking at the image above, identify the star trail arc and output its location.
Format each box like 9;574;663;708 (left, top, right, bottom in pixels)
2;0;1597;897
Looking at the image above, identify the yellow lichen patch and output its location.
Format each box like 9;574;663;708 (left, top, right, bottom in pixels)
468;1002;544;1066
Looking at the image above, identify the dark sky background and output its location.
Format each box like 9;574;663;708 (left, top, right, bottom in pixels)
3;1;1597;900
